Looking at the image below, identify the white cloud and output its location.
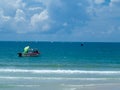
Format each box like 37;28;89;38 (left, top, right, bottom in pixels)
37;0;62;7
14;9;25;22
0;0;52;33
31;10;49;26
28;7;43;11
29;9;52;32
0;0;25;9
12;0;25;9
0;9;10;22
94;0;105;4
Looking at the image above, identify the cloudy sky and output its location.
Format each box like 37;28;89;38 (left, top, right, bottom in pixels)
0;0;120;42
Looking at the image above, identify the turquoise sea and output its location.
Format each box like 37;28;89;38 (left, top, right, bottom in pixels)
0;41;120;90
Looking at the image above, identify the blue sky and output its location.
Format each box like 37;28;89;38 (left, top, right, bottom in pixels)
0;0;120;42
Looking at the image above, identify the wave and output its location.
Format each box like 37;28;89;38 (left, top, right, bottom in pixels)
0;69;120;75
62;83;120;87
0;76;119;81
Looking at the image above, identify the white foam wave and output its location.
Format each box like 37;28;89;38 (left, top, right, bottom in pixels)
0;69;120;74
0;76;119;81
62;83;120;87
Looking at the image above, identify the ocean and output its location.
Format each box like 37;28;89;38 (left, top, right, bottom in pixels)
0;41;120;90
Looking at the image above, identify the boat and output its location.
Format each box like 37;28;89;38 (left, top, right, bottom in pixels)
18;46;40;57
18;49;40;57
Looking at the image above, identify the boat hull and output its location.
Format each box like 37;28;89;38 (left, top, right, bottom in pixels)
18;53;39;57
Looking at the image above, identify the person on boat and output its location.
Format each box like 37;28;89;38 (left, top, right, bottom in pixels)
23;46;30;54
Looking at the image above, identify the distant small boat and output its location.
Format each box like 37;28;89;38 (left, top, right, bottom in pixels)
81;43;84;46
18;49;40;57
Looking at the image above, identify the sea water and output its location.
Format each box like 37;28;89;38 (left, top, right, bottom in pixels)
0;41;120;90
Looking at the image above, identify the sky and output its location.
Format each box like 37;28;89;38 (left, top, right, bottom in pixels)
0;0;120;42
